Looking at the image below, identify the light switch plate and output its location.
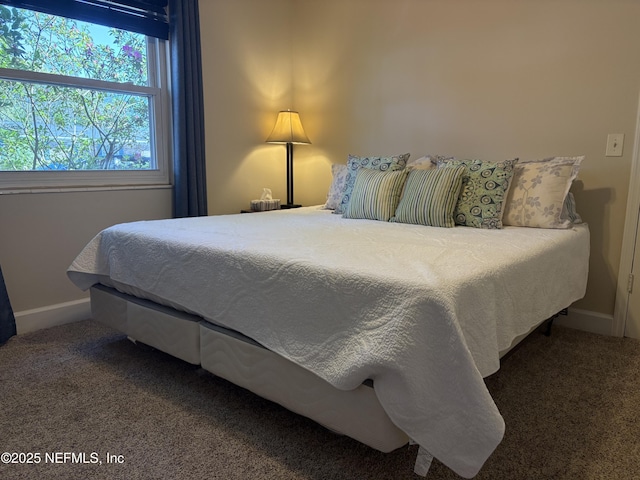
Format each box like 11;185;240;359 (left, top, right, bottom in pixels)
606;133;624;157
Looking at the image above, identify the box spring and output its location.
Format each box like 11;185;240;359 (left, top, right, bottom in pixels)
90;284;410;453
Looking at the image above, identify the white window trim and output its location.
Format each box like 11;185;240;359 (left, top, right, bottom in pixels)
0;37;171;191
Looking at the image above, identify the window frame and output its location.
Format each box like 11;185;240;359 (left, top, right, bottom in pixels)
0;32;172;191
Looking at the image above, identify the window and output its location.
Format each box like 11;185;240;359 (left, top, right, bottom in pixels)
0;4;170;189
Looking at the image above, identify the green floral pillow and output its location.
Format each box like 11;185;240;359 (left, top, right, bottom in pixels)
437;158;518;229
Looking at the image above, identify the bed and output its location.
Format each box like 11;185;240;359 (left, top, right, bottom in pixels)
67;201;590;478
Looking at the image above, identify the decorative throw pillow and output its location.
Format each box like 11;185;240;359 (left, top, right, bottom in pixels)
334;153;410;215
324;164;348;210
391;166;465;228
437;158;518;229
342;168;409;221
562;192;582;224
406;154;454;170
502;156;583;228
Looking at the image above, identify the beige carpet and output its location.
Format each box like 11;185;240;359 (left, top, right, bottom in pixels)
0;320;639;480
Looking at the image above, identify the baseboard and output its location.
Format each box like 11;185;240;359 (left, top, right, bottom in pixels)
555;307;615;336
12;300;614;338
15;298;91;335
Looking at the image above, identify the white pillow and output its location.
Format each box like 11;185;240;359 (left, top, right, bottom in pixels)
407;154;454;170
323;164;348;210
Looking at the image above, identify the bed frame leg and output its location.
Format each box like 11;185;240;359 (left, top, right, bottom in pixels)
542;317;555;337
542;308;568;337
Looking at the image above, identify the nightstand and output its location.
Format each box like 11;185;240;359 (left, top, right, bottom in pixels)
241;205;301;213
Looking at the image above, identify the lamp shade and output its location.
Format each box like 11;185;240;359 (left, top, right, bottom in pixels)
266;110;311;145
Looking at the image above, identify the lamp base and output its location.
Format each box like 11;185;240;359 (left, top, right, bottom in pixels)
280;204;302;209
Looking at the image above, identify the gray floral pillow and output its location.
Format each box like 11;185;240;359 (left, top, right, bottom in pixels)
437;158;518;229
503;156;583;228
324;164;348;210
334;153;410;214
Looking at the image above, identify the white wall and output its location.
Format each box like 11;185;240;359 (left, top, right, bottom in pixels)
290;0;640;319
0;188;172;331
200;0;295;215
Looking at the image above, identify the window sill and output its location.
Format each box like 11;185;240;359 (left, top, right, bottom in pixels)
0;184;172;195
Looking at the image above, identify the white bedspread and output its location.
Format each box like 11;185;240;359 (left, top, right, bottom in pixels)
67;206;589;478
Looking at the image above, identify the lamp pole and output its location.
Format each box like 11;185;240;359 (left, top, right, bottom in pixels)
285;142;299;207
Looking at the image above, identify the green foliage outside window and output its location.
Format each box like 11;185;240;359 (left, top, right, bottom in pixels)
0;6;153;172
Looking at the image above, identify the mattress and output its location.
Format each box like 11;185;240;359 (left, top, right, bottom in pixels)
68;206;590;477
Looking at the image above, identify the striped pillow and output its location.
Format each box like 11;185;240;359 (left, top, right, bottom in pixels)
391;166;465;227
342;168;408;221
334;153;410;215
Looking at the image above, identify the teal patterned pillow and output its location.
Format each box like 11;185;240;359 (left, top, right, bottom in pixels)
391;166;465;228
437;158;518;229
334;153;410;215
343;168;408;221
562;192;582;224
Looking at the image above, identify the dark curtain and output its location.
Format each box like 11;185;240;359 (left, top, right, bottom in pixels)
0;266;17;345
169;0;208;217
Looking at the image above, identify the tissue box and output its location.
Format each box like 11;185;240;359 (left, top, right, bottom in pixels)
250;199;281;211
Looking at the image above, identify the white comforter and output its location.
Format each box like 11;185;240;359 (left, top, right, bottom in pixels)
67;207;590;478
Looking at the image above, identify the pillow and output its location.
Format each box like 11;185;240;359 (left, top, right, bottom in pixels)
562;192;582;224
406;154;454;170
334;153;410;214
502;156;583;228
437;158;518;229
391;166;465;228
342;168;409;221
324;164;348;210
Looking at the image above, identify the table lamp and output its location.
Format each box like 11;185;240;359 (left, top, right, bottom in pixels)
266;110;311;208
